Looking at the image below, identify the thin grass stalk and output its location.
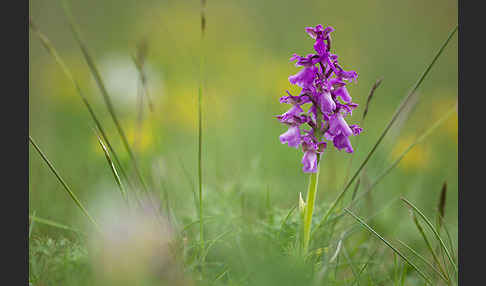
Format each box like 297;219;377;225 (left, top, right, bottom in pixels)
29;18;131;191
29;136;100;232
132;43;152;154
29;210;36;239
340;197;400;242
95;130;128;203
312;26;458;236
441;220;457;264
410;214;450;283
202;229;233;262
178;157;199;213
341;244;359;280
132;48;155;112
277;204;297;241
348;248;378;286
350;104;457;206
132;40;154;112
344;208;432;284
400;197;458;273
302;158;321;253
342;77;383;184
60;0;148;192
29;215;83;234
134;82;145;153
198;0;207;260
350;178;360;201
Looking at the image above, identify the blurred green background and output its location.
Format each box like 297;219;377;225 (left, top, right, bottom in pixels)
29;0;457;254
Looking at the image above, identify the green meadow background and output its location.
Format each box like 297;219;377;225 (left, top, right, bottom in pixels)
29;0;457;284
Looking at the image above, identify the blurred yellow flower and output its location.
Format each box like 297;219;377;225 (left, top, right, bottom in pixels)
390;136;430;171
164;85;197;131
91;119;156;156
431;91;458;140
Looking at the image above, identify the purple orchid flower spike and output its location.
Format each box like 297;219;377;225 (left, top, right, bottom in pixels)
276;24;362;173
280;25;363;255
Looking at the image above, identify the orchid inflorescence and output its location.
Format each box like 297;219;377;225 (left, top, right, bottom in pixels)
277;24;362;173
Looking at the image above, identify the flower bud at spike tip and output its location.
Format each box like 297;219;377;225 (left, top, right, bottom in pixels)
299;192;306;214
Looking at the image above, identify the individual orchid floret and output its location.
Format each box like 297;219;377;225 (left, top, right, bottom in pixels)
301;131;326;173
327;111;353;137
280;125;302;148
332;133;354;153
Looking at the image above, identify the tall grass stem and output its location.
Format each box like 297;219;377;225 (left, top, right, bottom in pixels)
401;197;458;273
198;0;207;263
60;0;148;193
29;18;131;191
29;136;101;232
344;208;432;284
350;104;457;206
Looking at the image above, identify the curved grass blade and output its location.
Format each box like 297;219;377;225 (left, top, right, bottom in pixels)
29;210;36;239
277;204;297;240
396;239;449;284
343;77;383;184
344;208;432;284
29;136;100;232
313;25;458;237
60;0;148;192
349;248;379;286
400;197;458;273
29;18;131;190
178;156;199;216
131;41;154;112
411;211;449;281
29;215;84;234
350;103;457;206
441;220;457;263
198;0;207;260
202;228;233;262
95;129;127;202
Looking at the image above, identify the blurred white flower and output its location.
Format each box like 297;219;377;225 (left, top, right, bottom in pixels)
95;53;163;111
88;193;190;286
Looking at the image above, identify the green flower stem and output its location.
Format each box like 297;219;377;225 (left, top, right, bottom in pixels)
302;156;321;254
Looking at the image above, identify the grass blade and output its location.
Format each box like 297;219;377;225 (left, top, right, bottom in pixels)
277;204;298;243
362;77;384;121
349;248;378;286
29;136;100;232
178;156;199;214
95;129;127;202
29;215;83;234
132;40;154;112
410;212;450;282
344;208;432;284
198;0;207;259
350;103;457;206
313;25;458;236
343;77;383;196
29;18;131;190
397;240;449;284
29;210;36;239
60;0;148;192
400;197;458;273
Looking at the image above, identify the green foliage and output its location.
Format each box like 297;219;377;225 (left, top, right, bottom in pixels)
29;237;92;285
29;0;458;284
